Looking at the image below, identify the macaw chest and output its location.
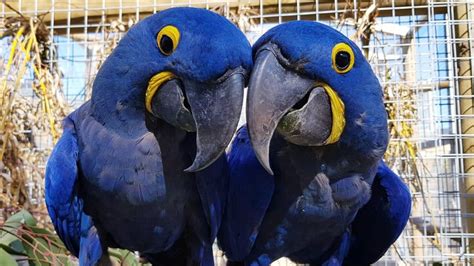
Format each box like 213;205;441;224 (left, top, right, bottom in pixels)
250;147;373;263
76;121;197;252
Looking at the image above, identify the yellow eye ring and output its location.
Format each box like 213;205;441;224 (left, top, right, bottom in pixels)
332;43;355;74
157;25;180;55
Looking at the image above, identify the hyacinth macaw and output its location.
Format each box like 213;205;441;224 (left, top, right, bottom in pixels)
218;21;411;265
45;7;251;265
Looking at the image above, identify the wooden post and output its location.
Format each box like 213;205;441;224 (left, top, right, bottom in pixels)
455;2;474;255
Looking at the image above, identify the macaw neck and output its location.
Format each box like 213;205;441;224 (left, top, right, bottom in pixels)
91;86;148;138
89;55;155;137
338;100;389;164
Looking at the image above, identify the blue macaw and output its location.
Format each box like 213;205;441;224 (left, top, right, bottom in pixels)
218;21;411;265
45;7;251;265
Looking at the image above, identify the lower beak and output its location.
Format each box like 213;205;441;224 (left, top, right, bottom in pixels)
247;45;345;175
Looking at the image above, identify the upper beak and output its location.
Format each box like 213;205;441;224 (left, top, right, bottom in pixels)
247;44;345;175
147;68;246;172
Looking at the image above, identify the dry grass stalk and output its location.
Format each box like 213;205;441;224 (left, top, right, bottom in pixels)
212;4;258;33
0;7;69;224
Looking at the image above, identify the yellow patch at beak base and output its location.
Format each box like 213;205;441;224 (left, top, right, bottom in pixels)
316;82;346;144
145;72;176;113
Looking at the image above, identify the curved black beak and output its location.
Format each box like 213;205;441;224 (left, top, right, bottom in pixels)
247;44;345;175
148;68;245;172
182;71;245;172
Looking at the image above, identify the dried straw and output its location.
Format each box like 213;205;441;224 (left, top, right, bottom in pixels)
0;7;68;224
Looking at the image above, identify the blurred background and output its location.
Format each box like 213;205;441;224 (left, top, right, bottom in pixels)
0;0;473;265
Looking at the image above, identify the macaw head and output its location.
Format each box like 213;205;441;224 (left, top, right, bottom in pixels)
248;21;388;175
91;7;252;172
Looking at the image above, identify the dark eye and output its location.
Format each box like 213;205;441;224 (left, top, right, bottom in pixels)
156;25;180;56
335;51;351;70
160;35;174;55
331;43;354;74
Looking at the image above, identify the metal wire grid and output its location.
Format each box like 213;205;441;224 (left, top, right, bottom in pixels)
1;0;473;265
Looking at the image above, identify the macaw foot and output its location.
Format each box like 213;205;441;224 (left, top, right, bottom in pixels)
295;173;335;219
295;173;370;222
259;173;369;263
243;173;371;265
330;175;371;207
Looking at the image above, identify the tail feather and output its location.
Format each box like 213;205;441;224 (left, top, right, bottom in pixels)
79;215;103;266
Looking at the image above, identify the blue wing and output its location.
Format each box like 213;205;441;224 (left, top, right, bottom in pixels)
343;161;411;265
45;117;101;263
218;126;275;260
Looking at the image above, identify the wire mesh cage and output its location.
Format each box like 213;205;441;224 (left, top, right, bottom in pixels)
0;0;473;265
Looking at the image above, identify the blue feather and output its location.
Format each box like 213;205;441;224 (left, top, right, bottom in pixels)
343;161;411;265
218;126;275;260
45;117;102;263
